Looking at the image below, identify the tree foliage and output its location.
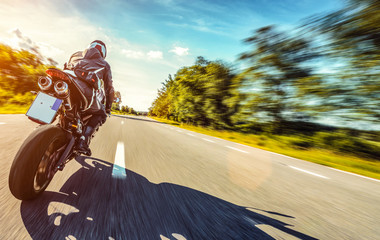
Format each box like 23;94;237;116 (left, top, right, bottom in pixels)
149;57;242;129
305;0;380;123
238;26;320;128
150;0;380;135
0;44;49;106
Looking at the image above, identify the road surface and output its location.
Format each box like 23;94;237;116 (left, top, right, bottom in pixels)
0;114;379;239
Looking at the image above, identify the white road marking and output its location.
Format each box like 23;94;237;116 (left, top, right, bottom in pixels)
172;233;187;240
234;142;251;148
270;151;298;160
186;133;195;137
226;146;249;154
160;235;170;240
65;235;77;240
290;166;329;179
112;141;127;179
160;125;378;183
0;122;5;125
54;216;62;226
121;121;124;125
328;167;380;183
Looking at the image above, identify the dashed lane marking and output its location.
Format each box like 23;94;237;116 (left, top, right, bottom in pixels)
0;122;5;125
290;166;329;179
225;146;249;154
112;141;126;179
328;167;380;183
202;138;215;143
187;133;195;137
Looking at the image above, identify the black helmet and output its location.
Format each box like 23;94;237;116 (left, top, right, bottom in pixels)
89;40;107;58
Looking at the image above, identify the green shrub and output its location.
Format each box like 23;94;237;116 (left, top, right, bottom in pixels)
8;92;34;105
290;138;314;149
313;132;380;160
0;89;13;105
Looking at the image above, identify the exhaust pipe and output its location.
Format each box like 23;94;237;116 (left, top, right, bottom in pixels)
54;81;72;110
54;81;69;98
38;76;52;91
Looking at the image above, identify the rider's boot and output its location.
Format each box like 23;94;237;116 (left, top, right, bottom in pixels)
77;126;95;156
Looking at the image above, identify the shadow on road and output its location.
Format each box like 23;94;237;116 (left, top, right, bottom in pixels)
20;156;317;240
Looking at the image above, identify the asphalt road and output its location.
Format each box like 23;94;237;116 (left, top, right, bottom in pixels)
0;114;380;240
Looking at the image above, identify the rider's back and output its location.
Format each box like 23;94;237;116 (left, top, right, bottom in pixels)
66;47;113;113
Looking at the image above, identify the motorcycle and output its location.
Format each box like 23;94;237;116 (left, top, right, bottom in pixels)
8;68;109;200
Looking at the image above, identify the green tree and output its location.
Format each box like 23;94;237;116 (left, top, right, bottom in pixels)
170;57;241;128
150;75;174;118
0;43;50;107
238;26;320;130
305;0;380;123
112;91;122;110
149;56;242;129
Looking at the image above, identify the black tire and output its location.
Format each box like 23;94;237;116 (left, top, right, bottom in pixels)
9;125;68;200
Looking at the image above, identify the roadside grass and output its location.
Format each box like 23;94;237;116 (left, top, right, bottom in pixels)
111;110;135;116
0;104;29;114
151;117;380;180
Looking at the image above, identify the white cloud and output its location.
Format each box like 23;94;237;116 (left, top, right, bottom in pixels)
0;1;186;111
121;49;144;59
169;46;189;56
147;50;163;59
38;42;65;60
5;28;64;63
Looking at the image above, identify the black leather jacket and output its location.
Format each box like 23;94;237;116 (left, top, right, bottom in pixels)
66;48;114;111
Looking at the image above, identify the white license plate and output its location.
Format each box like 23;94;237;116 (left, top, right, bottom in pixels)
26;92;62;124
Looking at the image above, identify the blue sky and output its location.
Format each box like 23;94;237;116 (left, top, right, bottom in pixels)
0;0;343;111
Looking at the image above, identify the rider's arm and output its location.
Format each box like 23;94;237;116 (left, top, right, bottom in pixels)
104;63;114;113
65;51;84;70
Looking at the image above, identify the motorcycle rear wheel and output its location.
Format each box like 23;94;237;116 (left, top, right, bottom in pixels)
9;125;67;200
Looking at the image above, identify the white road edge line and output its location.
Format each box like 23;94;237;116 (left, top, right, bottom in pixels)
290;166;329;179
234;142;251;148
328;167;380;183
226;146;249;154
112;141;127;179
161;124;380;183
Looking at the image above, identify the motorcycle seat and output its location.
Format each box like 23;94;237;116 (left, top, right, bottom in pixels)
46;68;94;111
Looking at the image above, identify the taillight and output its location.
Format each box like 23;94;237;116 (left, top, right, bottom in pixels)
46;68;71;82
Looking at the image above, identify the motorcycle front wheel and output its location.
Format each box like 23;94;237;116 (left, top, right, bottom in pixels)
9;125;67;200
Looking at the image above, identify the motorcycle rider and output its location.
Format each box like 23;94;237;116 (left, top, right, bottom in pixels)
65;40;114;156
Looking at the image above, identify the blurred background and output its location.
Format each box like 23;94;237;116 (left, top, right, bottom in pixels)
0;0;380;178
147;0;380;178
